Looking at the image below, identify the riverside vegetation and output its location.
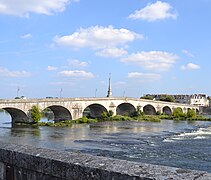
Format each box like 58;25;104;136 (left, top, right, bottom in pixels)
29;106;211;127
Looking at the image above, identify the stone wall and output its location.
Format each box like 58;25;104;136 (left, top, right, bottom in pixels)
0;142;210;180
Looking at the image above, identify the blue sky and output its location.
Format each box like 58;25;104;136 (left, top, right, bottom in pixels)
0;0;210;98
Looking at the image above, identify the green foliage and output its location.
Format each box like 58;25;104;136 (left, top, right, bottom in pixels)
101;111;114;120
108;110;114;117
158;114;171;119
72;116;98;124
137;115;161;122
101;111;108;120
159;95;175;102
187;109;196;118
156;111;161;115
31;105;41;123
132;106;144;117
111;115;133;121
172;107;185;119
140;95;154;100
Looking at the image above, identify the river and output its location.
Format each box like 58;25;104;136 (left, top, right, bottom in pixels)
0;112;211;173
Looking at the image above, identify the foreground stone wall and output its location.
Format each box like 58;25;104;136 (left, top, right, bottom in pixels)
0;142;210;180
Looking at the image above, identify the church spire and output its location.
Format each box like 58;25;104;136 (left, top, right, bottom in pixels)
106;73;112;97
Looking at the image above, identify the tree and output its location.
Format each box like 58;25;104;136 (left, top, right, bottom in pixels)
172;107;185;118
31;105;41;123
140;95;154;100
160;95;175;102
187;109;196;118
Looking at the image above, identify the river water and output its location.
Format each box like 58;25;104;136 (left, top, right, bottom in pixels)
0;112;211;173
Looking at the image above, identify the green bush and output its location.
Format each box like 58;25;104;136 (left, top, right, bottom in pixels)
159;95;175;102
132;106;144;117
31;105;41;123
172;107;185;119
187;109;196;118
140;95;154;100
137;115;161;122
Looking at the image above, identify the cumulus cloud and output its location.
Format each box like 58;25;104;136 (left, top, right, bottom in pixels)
96;47;128;58
181;63;200;70
182;49;194;58
128;1;177;21
128;72;161;81
0;0;78;17
68;59;88;67
20;33;32;39
54;26;143;49
121;51;178;71
0;67;30;77
47;66;58;71
58;70;94;79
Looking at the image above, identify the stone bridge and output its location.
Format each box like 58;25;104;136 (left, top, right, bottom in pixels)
0;97;199;124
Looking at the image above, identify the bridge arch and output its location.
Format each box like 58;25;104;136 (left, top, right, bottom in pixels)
83;104;108;119
47;105;72;122
163;106;172;115
116;103;136;116
3;107;29;124
143;105;156;115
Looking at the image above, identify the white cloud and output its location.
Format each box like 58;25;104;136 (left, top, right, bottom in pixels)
128;72;161;81
121;51;178;71
68;59;88;67
54;26;143;49
58;70;94;79
0;0;78;17
47;66;58;71
181;63;200;70
128;1;177;21
0;67;30;77
20;33;32;39
182;49;194;58
96;48;128;58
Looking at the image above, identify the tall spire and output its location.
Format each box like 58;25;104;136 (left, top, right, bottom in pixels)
107;73;112;97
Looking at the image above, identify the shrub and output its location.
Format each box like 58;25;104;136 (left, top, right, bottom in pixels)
187;109;196;118
172;107;185;119
31;105;41;123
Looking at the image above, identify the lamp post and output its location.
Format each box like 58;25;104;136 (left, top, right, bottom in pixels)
60;88;63;98
95;88;97;97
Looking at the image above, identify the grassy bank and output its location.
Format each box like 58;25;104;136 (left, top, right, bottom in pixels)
34;109;211;127
35;115;162;127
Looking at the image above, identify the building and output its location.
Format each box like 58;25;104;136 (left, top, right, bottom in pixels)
143;94;209;107
190;94;209;107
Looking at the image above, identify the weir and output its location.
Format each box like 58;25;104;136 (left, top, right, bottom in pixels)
0;142;210;180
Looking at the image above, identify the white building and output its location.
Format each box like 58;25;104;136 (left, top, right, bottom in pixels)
190;94;209;107
144;94;209;107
